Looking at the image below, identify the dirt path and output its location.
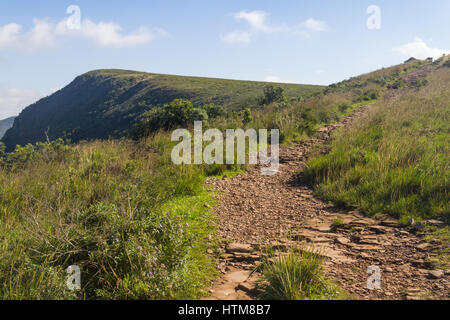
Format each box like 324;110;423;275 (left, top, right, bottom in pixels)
204;105;449;300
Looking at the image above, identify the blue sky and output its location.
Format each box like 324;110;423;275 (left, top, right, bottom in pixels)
1;0;449;118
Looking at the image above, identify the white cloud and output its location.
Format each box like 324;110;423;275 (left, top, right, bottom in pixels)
235;11;267;30
264;75;294;83
0;87;46;119
234;11;285;33
220;30;251;43
222;10;326;43
394;38;449;60
0;17;167;51
303;18;327;32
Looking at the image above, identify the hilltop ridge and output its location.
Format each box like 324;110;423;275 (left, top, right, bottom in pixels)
1;70;322;150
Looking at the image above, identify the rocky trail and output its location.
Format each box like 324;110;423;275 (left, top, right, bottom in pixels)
203;105;449;300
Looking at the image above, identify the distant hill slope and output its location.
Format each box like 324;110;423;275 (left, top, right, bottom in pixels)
0;117;15;140
1;70;323;150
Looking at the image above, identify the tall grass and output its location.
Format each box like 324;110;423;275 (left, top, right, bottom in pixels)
304;68;450;224
0;136;222;299
259;250;343;300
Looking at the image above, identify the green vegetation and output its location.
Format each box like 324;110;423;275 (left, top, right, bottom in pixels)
259;250;344;300
241;108;253;126
353;89;379;103
0;117;15;140
304;66;449;224
1;57;448;300
0;136;241;299
422;226;450;270
131;100;226;138
1;70;323;151
259;85;287;105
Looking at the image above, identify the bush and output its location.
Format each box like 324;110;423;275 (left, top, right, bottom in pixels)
202;104;225;118
353;89;379;103
259;86;287;105
389;79;405;89
191;108;209;121
338;103;351;113
242;108;253;126
163;98;195;127
132;99;210;138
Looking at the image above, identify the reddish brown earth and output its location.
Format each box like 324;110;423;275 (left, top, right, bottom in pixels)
203;106;449;301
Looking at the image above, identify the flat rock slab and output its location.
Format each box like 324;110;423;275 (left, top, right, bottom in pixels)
226;243;253;254
224;270;251;283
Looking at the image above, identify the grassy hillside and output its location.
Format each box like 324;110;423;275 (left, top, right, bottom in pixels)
0;117;15;140
0;136;240;299
1;70;322;151
304;56;450;224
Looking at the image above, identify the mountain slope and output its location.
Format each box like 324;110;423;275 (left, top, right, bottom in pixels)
0;117;15;140
1;70;323;150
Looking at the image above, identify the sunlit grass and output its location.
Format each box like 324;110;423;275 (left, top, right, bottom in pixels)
304;67;449;224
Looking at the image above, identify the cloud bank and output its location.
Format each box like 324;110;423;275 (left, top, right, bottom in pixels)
394;38;449;60
0;17;168;51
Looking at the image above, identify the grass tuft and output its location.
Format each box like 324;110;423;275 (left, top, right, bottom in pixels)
259;250;345;300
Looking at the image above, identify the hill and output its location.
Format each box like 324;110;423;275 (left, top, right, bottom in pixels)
0;57;448;300
1;70;323;150
0;117;15;140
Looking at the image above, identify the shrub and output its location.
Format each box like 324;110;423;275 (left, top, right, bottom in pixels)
353;89;379;103
163;99;195;127
259;86;287;105
389;79;405;89
202;104;225;118
242;108;253;126
338;103;351;113
191;108;209;121
132;99;211;138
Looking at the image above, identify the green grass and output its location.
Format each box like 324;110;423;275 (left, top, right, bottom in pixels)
304;66;449;224
0;136;222;299
259;250;346;300
422;226;450;270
